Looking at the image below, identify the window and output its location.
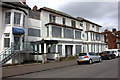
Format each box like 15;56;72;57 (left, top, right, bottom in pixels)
75;30;81;39
91;33;92;41
64;28;74;38
79;53;87;56
106;39;108;42
5;12;11;24
4;33;10;37
58;45;62;56
80;23;83;27
86;32;88;40
28;28;40;37
49;14;56;23
52;26;62;37
47;26;49;37
86;23;90;30
63;18;66;25
92;25;94;28
76;45;82;54
23;15;25;26
14;12;21;24
4;38;10;47
52;44;56;52
71;20;76;27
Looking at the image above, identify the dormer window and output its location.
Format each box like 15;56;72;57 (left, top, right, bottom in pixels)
71;20;76;27
49;14;56;23
63;18;66;25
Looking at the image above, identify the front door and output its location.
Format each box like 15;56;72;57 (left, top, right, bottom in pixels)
65;45;73;57
14;35;21;50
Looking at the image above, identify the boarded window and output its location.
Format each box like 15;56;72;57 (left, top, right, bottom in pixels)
64;28;74;38
28;28;40;37
58;45;62;56
4;38;10;47
52;26;62;37
76;45;82;54
86;23;90;30
75;30;81;39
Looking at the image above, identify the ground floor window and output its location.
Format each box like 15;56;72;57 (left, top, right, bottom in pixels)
58;45;62;56
76;45;82;54
4;38;10;47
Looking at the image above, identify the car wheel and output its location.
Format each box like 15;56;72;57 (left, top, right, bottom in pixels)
99;58;102;62
108;56;111;60
89;59;93;64
77;62;81;65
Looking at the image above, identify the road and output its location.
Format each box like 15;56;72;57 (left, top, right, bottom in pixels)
2;58;119;78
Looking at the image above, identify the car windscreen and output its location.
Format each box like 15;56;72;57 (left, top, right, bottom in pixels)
118;50;120;52
79;53;87;56
103;51;110;54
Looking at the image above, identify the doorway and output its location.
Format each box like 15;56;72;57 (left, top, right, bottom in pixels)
14;35;21;50
65;45;73;57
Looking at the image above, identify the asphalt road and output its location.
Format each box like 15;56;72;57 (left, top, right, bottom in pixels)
4;58;118;78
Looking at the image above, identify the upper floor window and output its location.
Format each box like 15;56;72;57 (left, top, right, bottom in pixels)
49;14;56;23
96;26;99;32
28;28;40;37
86;23;90;30
5;12;11;24
92;25;94;28
63;18;66;25
23;15;25;26
71;20;76;27
75;30;81;39
80;23;83;27
14;12;21;25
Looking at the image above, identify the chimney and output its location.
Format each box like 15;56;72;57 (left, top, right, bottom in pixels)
112;28;116;32
33;5;38;11
21;0;26;4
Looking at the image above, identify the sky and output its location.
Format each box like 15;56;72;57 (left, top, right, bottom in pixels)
26;0;119;31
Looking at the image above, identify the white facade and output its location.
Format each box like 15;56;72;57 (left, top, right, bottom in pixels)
0;5;106;64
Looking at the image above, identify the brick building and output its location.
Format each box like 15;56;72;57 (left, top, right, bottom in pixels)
102;28;120;49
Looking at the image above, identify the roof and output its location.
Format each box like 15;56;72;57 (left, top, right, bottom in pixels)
45;22;83;31
85;30;102;34
39;7;102;27
76;17;102;27
38;7;82;22
2;2;31;9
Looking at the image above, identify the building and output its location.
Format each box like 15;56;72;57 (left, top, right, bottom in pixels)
102;28;120;49
0;2;106;65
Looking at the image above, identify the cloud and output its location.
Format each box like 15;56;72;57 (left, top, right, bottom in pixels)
27;1;118;31
58;2;118;31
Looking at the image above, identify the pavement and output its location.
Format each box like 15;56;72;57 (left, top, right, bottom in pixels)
2;58;119;79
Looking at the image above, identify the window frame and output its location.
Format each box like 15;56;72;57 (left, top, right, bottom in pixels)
5;12;11;24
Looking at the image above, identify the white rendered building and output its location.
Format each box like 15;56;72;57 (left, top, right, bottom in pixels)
0;3;106;65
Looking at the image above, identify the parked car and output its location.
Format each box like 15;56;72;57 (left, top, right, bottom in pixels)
109;49;119;57
100;51;116;60
77;52;102;65
118;49;120;57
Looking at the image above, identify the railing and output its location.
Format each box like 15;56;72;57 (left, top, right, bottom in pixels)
0;41;34;66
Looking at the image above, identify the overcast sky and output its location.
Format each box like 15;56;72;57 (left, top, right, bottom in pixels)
27;0;119;31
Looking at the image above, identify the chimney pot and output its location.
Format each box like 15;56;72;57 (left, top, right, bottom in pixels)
112;28;116;32
33;5;38;11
